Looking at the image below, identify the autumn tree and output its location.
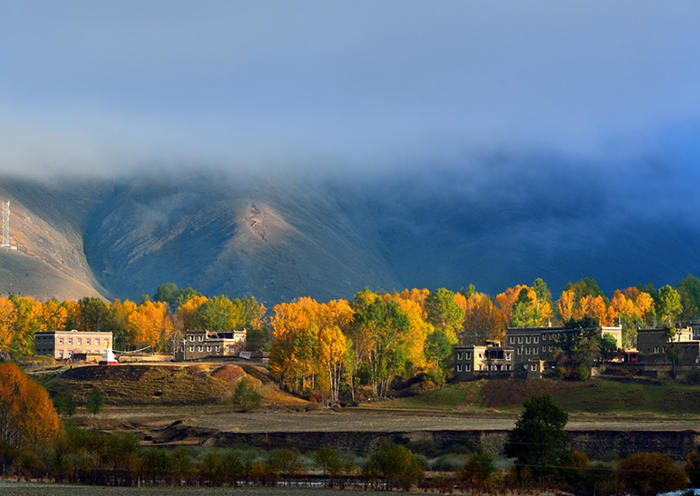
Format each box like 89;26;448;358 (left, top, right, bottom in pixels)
40;298;68;330
0;298;16;352
564;277;603;301
176;295;208;331
317;325;348;403
656;285;683;329
128;300;174;351
461;292;500;345
9;295;42;355
0;362;61;448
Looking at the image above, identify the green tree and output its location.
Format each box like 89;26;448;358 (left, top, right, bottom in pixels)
53;391;77;417
266;448;302;476
86;386;103;416
152;282;179;308
424;328;452;383
657;285;683;328
193;295;235;332
600;334;618;361
555;317;602;377
351;298;412;397
677;274;700;322
504;395;568;480
77;297;111;332
425;288;465;341
511;288;539;327
565;278;604;301
231;378;261;412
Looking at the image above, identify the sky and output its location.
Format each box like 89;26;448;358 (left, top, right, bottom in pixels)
1;1;700;177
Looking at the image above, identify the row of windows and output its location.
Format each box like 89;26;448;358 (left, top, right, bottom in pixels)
57;337;108;346
456;364;513;372
456;352;513;361
509;336;540;344
188;335;205;341
187;345;221;353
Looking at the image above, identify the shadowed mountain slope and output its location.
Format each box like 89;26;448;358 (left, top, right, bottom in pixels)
1;154;699;303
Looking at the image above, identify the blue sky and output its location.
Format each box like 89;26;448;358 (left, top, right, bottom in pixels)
1;1;700;175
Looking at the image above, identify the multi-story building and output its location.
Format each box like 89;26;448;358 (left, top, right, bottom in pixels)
453;341;515;380
637;327;693;355
174;329;247;361
34;330;113;360
505;325;623;367
632;327;700;371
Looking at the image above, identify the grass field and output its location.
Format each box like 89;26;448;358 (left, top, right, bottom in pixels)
370;378;700;415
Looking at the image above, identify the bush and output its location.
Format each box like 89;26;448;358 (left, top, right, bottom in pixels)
457;444;495;490
615;452;687;496
231;378;262;412
362;442;425;490
266;448;302;475
686;450;700;487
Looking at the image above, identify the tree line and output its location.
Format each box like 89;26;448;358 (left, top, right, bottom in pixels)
1;276;699;398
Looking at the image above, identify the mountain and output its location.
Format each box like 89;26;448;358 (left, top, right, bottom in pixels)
1;155;699;304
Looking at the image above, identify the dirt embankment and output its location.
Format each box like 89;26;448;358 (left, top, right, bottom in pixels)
39;362;296;406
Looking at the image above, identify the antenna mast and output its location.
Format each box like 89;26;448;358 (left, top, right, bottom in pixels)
1;200;10;248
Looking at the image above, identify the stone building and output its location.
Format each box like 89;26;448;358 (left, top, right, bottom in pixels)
453;341;515;379
174;329;247;361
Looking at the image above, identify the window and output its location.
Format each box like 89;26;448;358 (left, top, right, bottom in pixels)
534;337;539;344
77;338;82;344
525;347;530;355
198;346;203;352
59;338;63;344
215;346;220;352
517;348;522;355
478;353;483;359
531;364;537;371
525;336;530;344
509;337;515;344
68;338;72;344
189;346;194;352
189;336;194;341
198;336;203;341
95;338;100;345
505;353;511;360
86;338;91;345
457;365;462;372
518;337;522;344
466;352;472;359
457;352;462;360
206;346;211;352
466;364;471;371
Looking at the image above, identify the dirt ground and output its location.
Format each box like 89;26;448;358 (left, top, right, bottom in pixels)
91;404;700;437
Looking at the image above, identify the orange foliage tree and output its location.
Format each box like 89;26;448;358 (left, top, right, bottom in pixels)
0;362;61;447
128;300;174;351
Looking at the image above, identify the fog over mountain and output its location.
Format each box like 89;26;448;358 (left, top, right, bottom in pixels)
1;2;700;302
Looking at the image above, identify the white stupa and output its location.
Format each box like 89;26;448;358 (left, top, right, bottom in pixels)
99;347;118;365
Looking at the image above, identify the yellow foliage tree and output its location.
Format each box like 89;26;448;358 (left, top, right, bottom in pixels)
317;325;347;403
128;300;174;351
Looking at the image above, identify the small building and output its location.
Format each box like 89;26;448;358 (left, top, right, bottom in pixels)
34;330;113;360
637;327;693;355
174;329;247;361
689;322;700;341
453;341;515;380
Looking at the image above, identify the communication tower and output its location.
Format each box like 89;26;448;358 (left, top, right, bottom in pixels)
1;200;16;249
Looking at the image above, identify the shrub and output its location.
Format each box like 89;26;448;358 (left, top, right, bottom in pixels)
686;450;700;487
231;378;262;412
615;452;687;496
458;444;495;489
362;442;425;490
266;448;302;475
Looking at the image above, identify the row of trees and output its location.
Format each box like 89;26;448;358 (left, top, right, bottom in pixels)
0;287;266;355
